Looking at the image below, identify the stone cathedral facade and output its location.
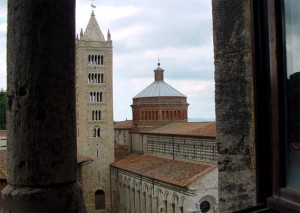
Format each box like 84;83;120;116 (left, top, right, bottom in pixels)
76;11;114;213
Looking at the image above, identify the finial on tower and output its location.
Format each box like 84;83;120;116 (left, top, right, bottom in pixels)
158;56;160;67
91;0;96;14
80;28;83;38
107;29;111;41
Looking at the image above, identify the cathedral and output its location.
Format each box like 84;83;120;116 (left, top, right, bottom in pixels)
76;11;218;213
112;65;218;213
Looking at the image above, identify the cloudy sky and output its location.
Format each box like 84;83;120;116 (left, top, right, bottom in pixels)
0;0;215;121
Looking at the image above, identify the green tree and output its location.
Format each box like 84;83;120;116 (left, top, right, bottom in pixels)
0;89;7;130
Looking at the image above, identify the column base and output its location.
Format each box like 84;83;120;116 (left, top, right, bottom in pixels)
2;182;86;212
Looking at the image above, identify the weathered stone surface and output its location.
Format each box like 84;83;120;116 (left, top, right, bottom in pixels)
213;0;257;211
2;182;86;212
5;0;86;212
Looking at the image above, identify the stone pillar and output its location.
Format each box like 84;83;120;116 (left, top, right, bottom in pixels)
212;0;257;212
163;200;167;213
3;0;86;212
127;186;131;213
131;188;135;213
141;191;146;213
136;189;141;213
152;196;158;213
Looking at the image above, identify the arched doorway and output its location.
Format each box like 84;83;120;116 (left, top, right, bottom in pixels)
95;190;105;212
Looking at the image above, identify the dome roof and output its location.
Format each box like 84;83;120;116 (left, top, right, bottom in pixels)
133;81;186;98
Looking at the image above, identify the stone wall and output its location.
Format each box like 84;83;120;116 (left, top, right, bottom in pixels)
212;0;257;211
111;168;218;213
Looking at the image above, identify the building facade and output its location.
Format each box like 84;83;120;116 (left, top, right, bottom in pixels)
76;11;114;213
131;64;189;132
112;66;218;213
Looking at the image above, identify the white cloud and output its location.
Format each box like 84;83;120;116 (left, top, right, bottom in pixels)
0;23;6;32
0;0;215;120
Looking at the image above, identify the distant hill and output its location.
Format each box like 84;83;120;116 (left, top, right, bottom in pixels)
188;117;215;122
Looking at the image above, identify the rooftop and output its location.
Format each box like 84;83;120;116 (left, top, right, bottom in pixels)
0;130;6;137
139;121;216;138
114;120;133;130
133;64;186;98
111;153;216;187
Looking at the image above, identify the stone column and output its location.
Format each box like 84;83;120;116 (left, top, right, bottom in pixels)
141;191;146;213
152;196;158;213
3;0;86;212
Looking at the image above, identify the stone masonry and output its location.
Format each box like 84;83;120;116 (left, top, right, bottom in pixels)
3;0;86;212
212;0;257;212
76;11;114;213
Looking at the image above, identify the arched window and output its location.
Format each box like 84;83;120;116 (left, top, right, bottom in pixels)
95;111;98;120
90;92;93;102
141;111;144;120
162;111;165;120
170;111;173;120
98;110;101;120
91;55;94;64
97;128;100;137
93;92;96;102
101;55;104;65
98;55;101;65
91;73;94;83
100;92;103;102
98;73;100;83
88;55;91;64
101;73;104;83
95;190;105;210
92;110;94;120
93;126;101;137
88;73;91;83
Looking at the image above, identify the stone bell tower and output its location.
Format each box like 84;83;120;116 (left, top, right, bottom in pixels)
76;11;114;213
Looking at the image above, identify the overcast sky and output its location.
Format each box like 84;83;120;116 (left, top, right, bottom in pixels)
0;0;215;121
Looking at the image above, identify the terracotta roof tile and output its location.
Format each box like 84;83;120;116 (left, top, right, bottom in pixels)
111;154;171;175
114;144;130;162
111;154;216;187
140;122;216;138
114;120;133;129
0;130;6;137
144;159;216;187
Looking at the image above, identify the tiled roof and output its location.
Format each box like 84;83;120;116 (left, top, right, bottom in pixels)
140;122;216;138
0;130;6;137
0;150;7;179
111;154;216;187
111;154;171;175
114;144;130;162
114;120;133;129
133;81;186;98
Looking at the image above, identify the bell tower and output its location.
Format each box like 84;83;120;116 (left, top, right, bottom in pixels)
75;11;114;213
